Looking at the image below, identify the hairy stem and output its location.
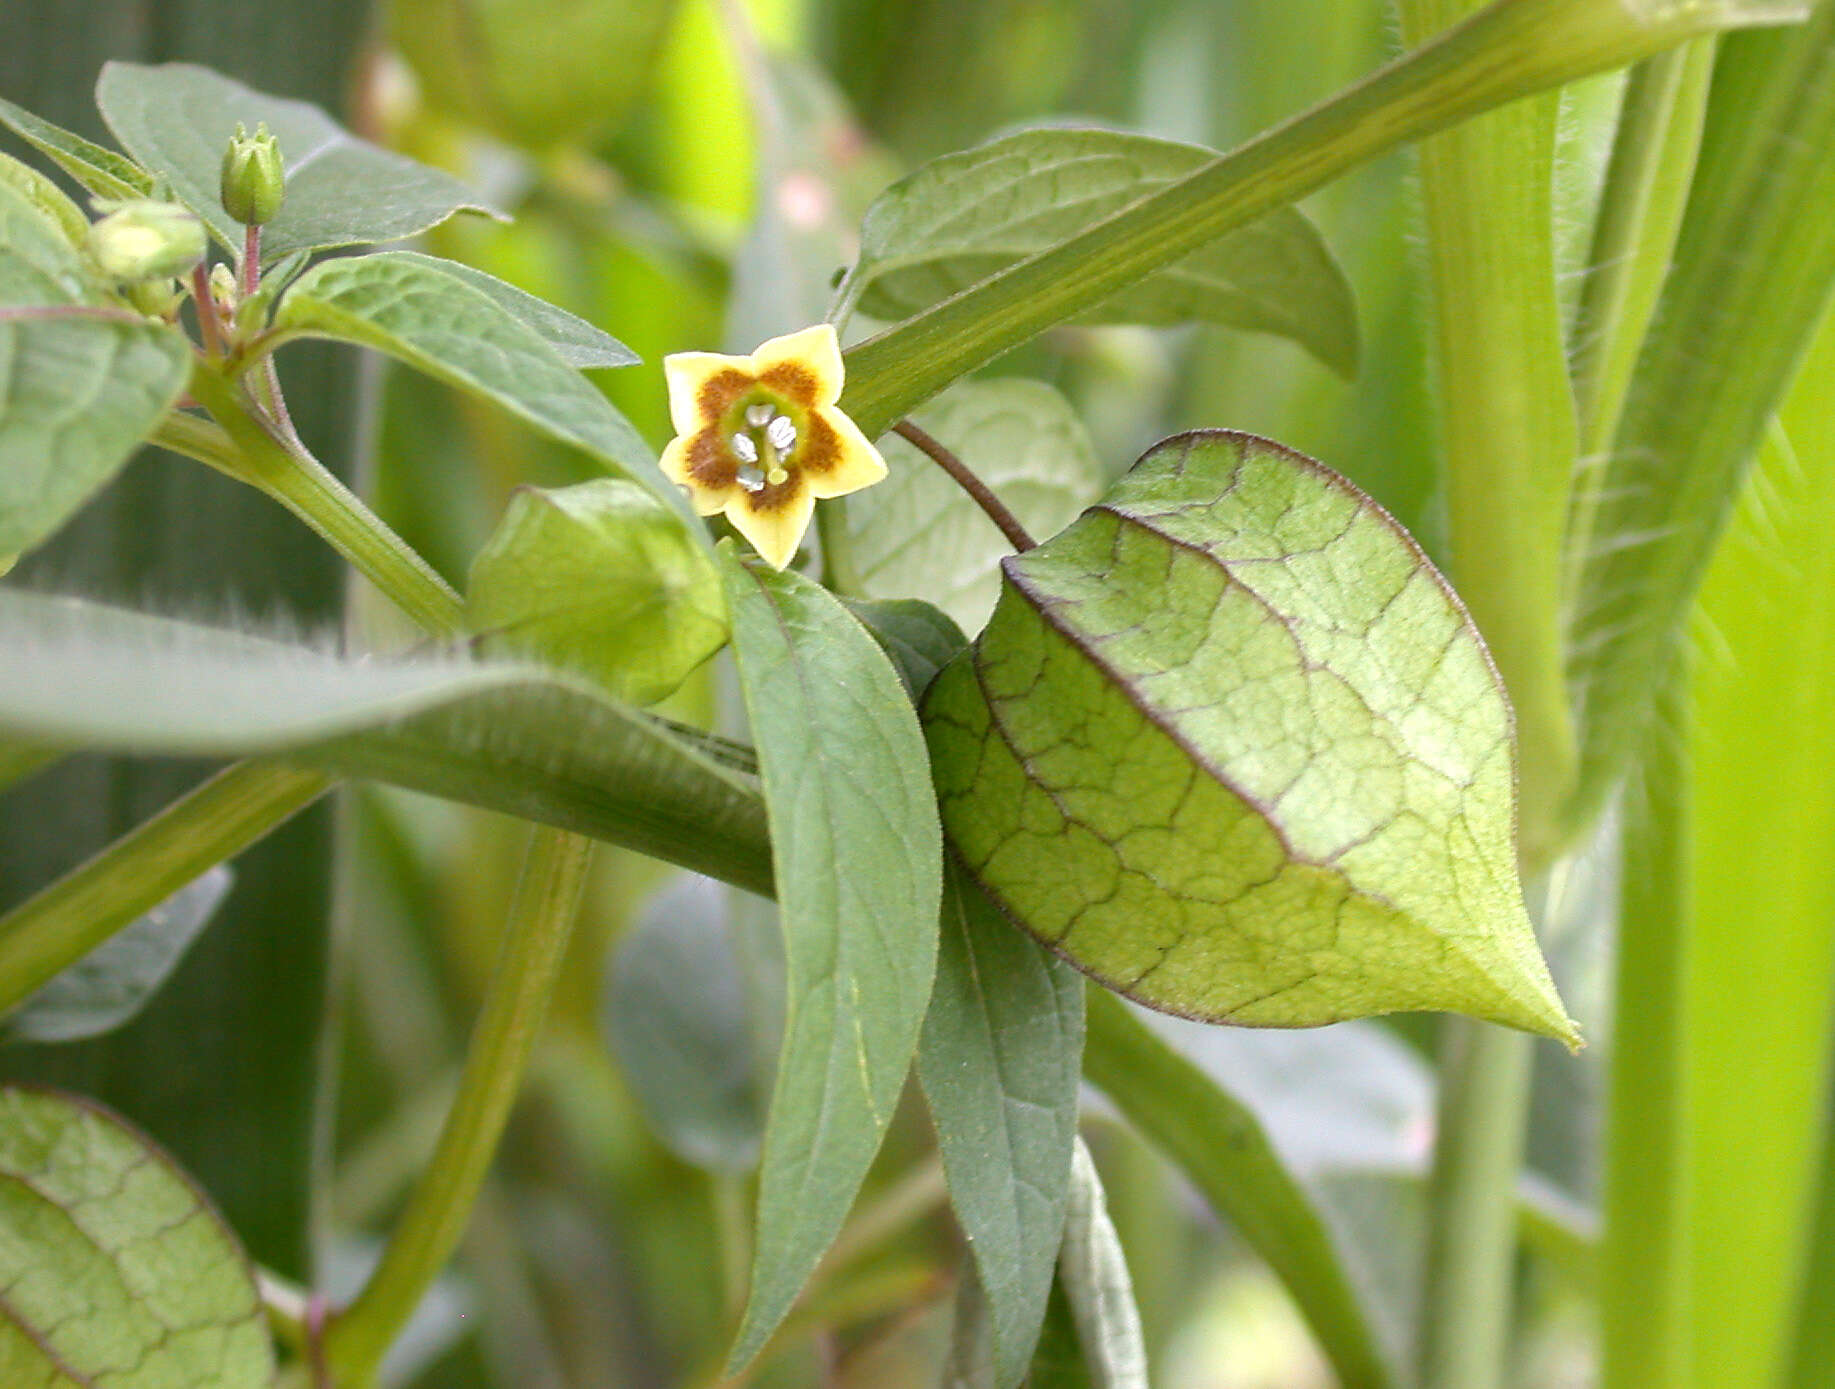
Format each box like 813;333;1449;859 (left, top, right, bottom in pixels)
179;369;465;637
0;762;332;1015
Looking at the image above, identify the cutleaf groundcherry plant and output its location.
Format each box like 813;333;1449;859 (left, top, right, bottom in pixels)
2;0;1831;1382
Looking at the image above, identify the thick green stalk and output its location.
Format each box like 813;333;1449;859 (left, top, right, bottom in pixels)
1397;0;1583;1373
321;826;594;1386
1600;681;1693;1388
837;0;1803;438
1417;1013;1536;1389
1783;1059;1835;1389
175;373;466;638
1400;0;1577;868
0;761;331;1014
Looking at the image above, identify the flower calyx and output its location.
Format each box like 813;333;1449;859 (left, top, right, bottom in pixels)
84;199;206;283
220;121;285;226
660;324;887;569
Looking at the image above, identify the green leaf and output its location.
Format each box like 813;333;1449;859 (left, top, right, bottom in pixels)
0;93;152;201
94;62;501;260
602;874;773;1172
919;862;1085;1388
0;1085;275;1387
1082;987;1396;1388
0;150;89;246
924;430;1574;1041
1566;4;1835;825
1026;1277;1098;1389
0;590;771;895
276;250;663;491
1054;1137;1147;1389
719;548;942;1369
0;313;192;556
380;251;639;369
848;127;1359;377
842;596;970;699
467;478;727;706
2;866;230;1045
846;380;1107;633
0;175;95;304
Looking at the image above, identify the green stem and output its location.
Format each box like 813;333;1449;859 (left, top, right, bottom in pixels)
1417;1006;1539;1388
815;496;864;596
835;0;1798;437
1600;679;1693;1388
1401;0;1577;869
176;370;466;637
321;826;595;1386
0;761;331;1015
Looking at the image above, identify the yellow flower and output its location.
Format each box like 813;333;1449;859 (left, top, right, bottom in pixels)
660;324;887;569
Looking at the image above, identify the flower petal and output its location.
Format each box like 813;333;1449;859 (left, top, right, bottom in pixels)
664;350;754;436
803;406;889;500
750;323;844;407
726;487;817;570
661;431;735;516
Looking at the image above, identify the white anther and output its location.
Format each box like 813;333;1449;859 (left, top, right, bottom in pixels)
766;415;797;452
731;432;759;464
736;464;766;492
745;402;775;427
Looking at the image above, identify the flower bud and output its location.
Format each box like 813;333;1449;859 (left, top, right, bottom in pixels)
84;200;206;282
220;121;285;226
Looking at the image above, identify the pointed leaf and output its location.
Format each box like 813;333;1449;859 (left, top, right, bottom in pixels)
0;175;96;304
842;596;970;700
924;430;1574;1041
851;128;1358;376
0;312;192;556
467;478;727;706
0;590;770;893
719;548;942;1369
846;380;1107;632
0;93;152;201
1055;1137;1148;1389
381;252;639;368
0;150;90;246
95;62;501;260
276;250;663;490
0;1085;275;1388
3;867;231;1045
919;862;1085;1387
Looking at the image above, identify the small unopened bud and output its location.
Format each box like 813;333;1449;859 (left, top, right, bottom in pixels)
85;200;206;282
220;121;285;226
209;262;239;311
